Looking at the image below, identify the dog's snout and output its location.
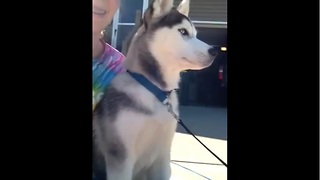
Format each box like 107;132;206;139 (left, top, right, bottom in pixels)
208;47;219;56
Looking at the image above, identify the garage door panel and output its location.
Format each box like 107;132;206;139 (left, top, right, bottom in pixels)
174;0;227;22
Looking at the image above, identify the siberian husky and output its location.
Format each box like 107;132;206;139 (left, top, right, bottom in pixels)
93;0;219;179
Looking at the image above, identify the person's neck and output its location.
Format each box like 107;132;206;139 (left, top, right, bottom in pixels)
93;34;104;59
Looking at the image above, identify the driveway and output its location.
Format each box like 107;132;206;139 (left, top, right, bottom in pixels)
170;106;227;180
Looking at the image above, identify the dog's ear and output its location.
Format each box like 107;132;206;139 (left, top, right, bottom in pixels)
151;0;174;17
143;0;174;28
177;0;190;16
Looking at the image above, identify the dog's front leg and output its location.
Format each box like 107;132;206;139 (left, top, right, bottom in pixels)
147;154;171;180
106;158;134;180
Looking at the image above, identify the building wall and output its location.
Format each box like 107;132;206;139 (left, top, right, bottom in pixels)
174;0;227;22
114;0;144;51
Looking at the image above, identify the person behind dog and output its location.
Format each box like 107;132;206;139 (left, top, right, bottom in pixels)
92;0;124;111
92;0;122;179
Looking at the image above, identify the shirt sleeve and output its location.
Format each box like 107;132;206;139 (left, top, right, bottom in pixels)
92;44;125;111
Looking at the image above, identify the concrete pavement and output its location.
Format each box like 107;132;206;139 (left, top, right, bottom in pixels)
170;106;227;180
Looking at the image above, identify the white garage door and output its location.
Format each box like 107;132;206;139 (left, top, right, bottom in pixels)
174;0;227;28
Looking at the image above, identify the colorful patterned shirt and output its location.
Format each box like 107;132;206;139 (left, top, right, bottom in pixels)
92;42;125;111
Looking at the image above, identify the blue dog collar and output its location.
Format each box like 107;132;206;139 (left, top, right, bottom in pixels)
127;70;173;103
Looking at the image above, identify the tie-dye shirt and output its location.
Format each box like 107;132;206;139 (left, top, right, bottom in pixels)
92;42;125;111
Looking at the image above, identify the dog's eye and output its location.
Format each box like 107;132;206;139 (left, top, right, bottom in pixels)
178;28;189;36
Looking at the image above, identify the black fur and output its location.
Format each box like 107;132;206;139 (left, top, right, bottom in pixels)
93;86;152;178
93;142;106;180
95;87;152;121
138;49;167;89
152;9;191;30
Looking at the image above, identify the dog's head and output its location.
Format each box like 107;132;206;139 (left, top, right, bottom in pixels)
137;0;219;71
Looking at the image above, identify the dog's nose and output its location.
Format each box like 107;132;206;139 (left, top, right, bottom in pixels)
208;46;219;56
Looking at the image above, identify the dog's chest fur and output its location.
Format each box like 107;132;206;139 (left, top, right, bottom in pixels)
93;73;179;177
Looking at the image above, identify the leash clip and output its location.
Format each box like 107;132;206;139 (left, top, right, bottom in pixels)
164;99;180;123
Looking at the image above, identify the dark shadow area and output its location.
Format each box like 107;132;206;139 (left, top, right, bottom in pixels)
176;106;227;140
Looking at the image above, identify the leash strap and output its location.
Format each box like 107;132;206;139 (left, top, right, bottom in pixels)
165;102;228;168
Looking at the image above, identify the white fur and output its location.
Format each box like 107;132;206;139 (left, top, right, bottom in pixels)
177;0;190;16
107;74;178;180
149;18;213;73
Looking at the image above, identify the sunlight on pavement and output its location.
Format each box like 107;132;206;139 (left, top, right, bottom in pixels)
170;132;227;180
